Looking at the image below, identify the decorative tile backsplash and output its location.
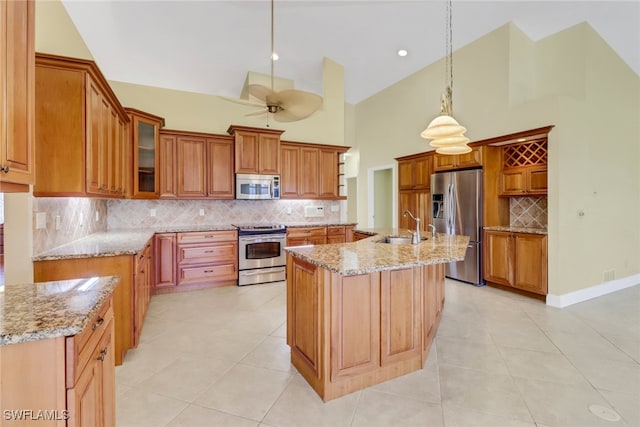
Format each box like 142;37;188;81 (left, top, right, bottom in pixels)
107;199;343;229
510;197;547;228
33;197;108;254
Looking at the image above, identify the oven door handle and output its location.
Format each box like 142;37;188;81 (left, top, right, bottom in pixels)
240;236;286;244
239;268;286;276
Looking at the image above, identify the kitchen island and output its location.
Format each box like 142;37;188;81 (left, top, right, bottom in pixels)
285;231;469;401
0;276;119;426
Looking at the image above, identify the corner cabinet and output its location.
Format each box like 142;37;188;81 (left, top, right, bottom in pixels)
0;0;35;192
483;230;548;295
126;108;165;199
280;141;350;200
34;53;130;198
227;125;284;174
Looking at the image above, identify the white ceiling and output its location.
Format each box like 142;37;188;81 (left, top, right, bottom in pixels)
61;1;640;104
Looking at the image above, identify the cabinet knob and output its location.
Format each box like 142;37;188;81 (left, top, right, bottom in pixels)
0;165;9;173
97;347;108;362
92;316;104;330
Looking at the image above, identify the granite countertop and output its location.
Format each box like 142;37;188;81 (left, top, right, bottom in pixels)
483;226;548;235
285;222;358;228
0;276;120;346
285;229;470;275
32;223;357;261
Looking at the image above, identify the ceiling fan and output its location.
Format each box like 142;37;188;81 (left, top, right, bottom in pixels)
235;0;323;123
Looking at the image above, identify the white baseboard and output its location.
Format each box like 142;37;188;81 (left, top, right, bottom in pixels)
546;274;640;308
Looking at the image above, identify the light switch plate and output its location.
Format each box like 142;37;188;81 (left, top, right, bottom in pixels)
304;206;325;218
331;204;339;212
35;212;46;229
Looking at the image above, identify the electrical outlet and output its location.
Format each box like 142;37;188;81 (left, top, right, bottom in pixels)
95;211;100;222
331;204;339;212
79;212;84;226
150;209;156;217
35;212;46;229
287;207;292;215
603;269;616;282
199;208;205;216
304;206;325;218
55;215;61;230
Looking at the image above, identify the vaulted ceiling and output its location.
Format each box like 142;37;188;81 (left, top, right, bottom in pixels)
62;1;640;104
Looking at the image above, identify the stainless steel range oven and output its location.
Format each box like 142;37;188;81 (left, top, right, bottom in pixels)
233;224;287;286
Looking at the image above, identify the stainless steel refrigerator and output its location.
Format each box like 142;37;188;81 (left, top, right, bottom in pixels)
431;169;484;286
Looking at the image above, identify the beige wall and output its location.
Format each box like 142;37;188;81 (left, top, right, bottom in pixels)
352;22;640;296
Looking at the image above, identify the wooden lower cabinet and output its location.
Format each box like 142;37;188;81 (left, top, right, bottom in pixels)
286;226;327;247
133;240;153;347
174;230;238;290
352;231;372;241
0;298;115;427
154;233;177;289
483;230;548;295
33;245;154;365
287;254;445;401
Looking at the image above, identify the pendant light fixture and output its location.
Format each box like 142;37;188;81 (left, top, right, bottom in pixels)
420;0;471;154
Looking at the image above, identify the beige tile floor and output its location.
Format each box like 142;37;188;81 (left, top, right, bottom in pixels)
116;280;640;427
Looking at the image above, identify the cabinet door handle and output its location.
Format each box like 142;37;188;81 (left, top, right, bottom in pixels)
0;165;9;173
97;347;108;362
92;316;104;330
204;250;215;253
204;270;214;273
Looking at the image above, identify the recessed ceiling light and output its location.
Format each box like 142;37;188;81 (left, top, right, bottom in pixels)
271;52;279;61
397;49;408;57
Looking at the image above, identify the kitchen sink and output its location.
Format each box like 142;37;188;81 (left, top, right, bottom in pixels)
377;235;430;244
378;236;411;244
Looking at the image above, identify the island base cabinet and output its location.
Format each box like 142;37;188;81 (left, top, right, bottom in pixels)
0;298;115;427
287;254;445;401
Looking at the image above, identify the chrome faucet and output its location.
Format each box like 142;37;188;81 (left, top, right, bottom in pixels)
403;210;421;244
428;223;437;238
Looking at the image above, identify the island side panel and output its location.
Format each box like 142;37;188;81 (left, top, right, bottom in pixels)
286;254;326;395
330;272;380;381
380;268;422;366
422;263;445;362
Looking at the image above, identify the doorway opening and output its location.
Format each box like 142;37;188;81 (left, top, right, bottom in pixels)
346;177;358;224
368;165;396;228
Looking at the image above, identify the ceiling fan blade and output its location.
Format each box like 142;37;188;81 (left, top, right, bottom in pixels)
219;96;265;108
247;84;276;102
245;108;267;117
275;89;323;120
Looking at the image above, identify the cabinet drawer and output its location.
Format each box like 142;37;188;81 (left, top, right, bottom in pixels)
178;263;237;286
327;226;345;236
287;227;327;238
66;298;113;387
177;230;237;244
178;242;237;265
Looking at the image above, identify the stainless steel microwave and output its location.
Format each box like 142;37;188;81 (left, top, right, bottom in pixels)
235;174;280;200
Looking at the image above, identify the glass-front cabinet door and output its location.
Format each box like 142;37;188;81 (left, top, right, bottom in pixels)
126;108;165;198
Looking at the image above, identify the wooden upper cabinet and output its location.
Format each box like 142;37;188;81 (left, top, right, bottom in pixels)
176;135;207;198
499;139;548;197
34;53;130;197
396;153;433;190
0;0;34;192
161;129;234;200
433;146;482;172
280;141;349;200
227;125;284;174
280;143;300;198
127;108;165;199
207;136;234;199
158;132;177;198
299;146;320;197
